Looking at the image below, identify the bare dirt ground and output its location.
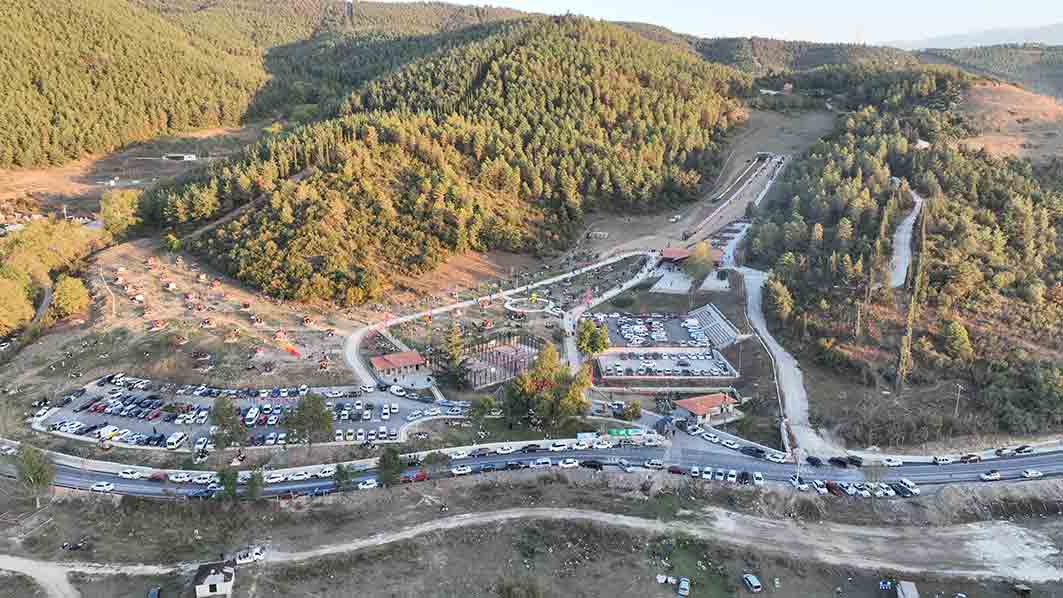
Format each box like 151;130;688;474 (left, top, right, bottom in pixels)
0;238;357;416
0;124;268;220
0;570;45;598
960;81;1063;163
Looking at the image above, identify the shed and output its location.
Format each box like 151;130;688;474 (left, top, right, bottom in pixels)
194;561;235;597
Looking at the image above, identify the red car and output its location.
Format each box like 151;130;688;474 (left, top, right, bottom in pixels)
401;470;428;483
147;409;162;421
256;414;267;426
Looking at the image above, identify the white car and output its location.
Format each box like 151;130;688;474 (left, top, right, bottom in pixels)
0;446;16;456
450;450;470;459
530;458;552;468
701;432;719;443
235;546;266;564
264;472;286;484
360;384;375;393
425;407;441;417
727;470;738;483
932;455;953;465
882;457;904;467
980;470;1001;481
168;472;192;483
686;426;703;436
593;439;613;450
643;459;664;470
752;472;764;486
357;479;379;490
496;445;516;455
571;441;590;450
317;466;336;478
91;481;115;493
388;385;406;397
118;469;141;480
558;458;579;469
811;480;828;495
766;453;786;464
451;465;472;476
193;473;216;485
1022;469;1044;479
549;442;568;452
286;471;311;482
722;440;739;450
642;436;661;447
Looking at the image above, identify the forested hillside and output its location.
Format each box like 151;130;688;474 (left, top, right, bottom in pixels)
919;44;1063;99
0;0;266;168
143;17;750;304
746;65;1063;444
0;0;525;169
694;37;917;75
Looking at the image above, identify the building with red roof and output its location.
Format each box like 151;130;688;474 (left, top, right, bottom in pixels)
674;393;738;425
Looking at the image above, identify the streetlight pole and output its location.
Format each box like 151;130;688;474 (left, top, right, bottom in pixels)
953;383;964;418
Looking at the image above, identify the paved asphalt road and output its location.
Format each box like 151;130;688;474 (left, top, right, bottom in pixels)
6;445;1063;500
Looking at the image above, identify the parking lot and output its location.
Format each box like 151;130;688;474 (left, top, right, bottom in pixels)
589;311;718;348
596;349;737;380
37;373;471;454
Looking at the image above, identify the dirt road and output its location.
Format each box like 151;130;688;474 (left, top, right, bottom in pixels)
889;191;924;288
266;506;1063;582
0;554;175;598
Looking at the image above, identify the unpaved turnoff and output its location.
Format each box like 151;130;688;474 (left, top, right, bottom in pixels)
889;191;924;288
0;554;176;598
266;507;1063;582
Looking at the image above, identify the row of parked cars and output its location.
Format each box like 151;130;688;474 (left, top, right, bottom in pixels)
684;424;788;463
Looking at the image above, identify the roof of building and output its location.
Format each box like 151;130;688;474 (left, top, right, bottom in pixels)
661;247;692;261
193;562;235;587
370;350;425;371
675;393;736;416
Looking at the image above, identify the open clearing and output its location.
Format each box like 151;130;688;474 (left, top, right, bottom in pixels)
0;124;267;219
960;81;1063;163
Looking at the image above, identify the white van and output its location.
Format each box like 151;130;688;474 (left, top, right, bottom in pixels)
899;478;921;495
166;432;187;450
244;407;259;427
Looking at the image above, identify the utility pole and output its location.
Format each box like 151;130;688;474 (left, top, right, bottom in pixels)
953;383;964;418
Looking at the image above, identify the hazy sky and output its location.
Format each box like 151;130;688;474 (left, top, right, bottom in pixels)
410;0;1063;44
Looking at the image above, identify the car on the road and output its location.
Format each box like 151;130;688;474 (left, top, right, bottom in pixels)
994;447;1015;457
495;445;516;455
1015;445;1035;455
701;432;719;443
264;472;286;484
401;470;429;483
726;469;738;483
766;452;786;464
357;479;379;490
581;460;605;470
168;472;191;483
980;470;1002;481
531;458;552;469
287;471;311;482
690;465;700;478
721;439;739;450
388;385;406;397
811;480;828;495
118;469;141;480
643;459;664;470
882;457;904;467
450;450;470;459
193;473;217;485
0;445;16;456
549;441;568;452
932;455;954;465
827;456;848;468
360;384;375;393
742;573;763;593
686;425;703;436
752;472;764;486
593;438;613;450
317;466;336;478
677;577;691;597
91;481;115;493
451;465;472;476
959;453;982;464
1022;469;1044;479
558;458;578;469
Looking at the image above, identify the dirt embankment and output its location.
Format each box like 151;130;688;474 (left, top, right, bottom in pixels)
960;81;1063;163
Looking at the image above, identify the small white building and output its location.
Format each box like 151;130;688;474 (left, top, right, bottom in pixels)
194;562;235;598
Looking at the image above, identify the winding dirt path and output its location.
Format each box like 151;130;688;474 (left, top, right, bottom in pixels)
266;506;1063;582
0;554;176;598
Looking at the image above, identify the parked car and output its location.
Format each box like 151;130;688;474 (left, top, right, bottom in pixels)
742;574;763;593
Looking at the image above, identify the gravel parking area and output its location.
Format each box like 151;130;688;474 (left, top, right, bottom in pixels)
35;373;468;454
591;312;711;348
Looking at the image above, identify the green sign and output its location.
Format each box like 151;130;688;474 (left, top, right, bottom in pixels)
607;428;639;436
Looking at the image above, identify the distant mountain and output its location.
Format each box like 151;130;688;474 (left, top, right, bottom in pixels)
890;23;1063;50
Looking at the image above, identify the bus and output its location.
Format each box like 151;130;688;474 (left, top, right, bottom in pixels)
166;432;187;450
